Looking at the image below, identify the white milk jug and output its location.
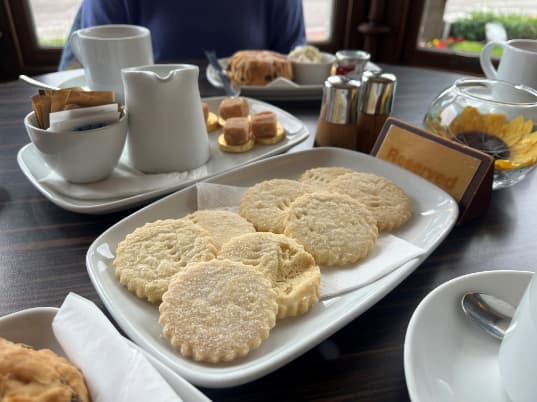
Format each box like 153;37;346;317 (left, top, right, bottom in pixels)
121;64;210;173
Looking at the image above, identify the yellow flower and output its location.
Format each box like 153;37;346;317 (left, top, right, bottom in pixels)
434;106;537;171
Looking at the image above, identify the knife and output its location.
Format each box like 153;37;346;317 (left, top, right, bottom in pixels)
204;50;240;97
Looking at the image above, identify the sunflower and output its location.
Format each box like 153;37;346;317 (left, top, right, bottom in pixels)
428;106;537;171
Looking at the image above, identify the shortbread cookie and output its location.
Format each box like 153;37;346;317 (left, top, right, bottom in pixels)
114;218;217;303
327;172;412;231
159;259;277;363
0;337;90;402
185;209;255;250
298;166;355;189
239;179;313;233
284;192;378;266
219;232;320;319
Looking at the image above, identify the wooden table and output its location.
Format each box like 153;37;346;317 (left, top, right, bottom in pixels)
1;63;536;401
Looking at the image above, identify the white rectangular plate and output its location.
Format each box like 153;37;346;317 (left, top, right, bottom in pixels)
206;58;381;101
86;147;458;388
0;307;209;401
17;96;308;214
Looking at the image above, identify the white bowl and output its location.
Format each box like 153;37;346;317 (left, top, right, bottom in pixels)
291;52;336;85
24;111;127;183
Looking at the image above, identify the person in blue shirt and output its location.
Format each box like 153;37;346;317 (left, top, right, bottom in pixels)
59;0;307;70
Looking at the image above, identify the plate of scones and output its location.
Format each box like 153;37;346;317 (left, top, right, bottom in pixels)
206;50;381;101
86;147;458;388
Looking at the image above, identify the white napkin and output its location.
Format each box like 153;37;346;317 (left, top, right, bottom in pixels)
196;183;425;299
38;151;208;200
52;293;182;402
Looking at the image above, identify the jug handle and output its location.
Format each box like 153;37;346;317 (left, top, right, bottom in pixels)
480;41;504;79
70;31;83;65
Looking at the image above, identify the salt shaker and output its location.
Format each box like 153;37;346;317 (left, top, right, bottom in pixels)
315;75;361;149
356;71;397;153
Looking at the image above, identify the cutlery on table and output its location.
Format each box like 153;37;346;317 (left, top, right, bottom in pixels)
204;50;241;97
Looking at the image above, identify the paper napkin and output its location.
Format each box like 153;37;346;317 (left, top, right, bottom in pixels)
38;151;208;200
52;293;182;402
196;182;425;299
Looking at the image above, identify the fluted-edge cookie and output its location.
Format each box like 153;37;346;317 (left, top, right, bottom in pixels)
113;218;217;303
219;232;320;319
298;166;355;189
159;259;278;363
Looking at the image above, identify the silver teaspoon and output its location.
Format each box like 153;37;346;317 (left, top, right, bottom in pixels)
19;74;60;91
461;292;516;340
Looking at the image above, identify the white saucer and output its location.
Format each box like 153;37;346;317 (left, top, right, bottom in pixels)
0;307;209;401
404;270;533;402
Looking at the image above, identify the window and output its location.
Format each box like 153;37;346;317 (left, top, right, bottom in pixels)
28;0;81;47
303;0;334;43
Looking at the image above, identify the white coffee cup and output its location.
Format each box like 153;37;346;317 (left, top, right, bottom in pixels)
71;24;154;101
498;272;537;402
480;39;537;90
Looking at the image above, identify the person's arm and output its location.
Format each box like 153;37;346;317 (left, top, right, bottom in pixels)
80;0;131;27
267;0;307;53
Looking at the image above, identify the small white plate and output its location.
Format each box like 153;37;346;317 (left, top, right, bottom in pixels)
0;307;210;401
404;270;533;402
86;147;458;388
17;96;309;214
205;57;381;101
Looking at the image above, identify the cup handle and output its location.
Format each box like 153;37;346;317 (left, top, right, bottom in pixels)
480;41;503;79
70;31;83;64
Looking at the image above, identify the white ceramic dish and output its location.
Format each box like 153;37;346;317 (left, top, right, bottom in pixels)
17;96;309;214
86;147;458;388
404;270;533;402
205;57;381;100
0;307;210;401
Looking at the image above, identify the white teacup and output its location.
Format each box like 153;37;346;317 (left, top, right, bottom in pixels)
71;24;154;101
480;39;537;90
498;272;537;402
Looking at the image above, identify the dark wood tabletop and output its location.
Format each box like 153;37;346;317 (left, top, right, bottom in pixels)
1;63;536;402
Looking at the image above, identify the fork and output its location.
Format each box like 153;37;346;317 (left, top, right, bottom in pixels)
204;50;241;97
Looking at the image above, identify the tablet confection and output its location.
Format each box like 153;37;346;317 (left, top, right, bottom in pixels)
239;178;313;233
327;172;412;231
159;259;278;363
219;232;320;319
113;218;217;303
0;337;90;402
185;209;256;250
284;192;378;266
298;166;355;189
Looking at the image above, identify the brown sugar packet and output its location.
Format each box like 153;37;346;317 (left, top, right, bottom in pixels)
31;94;51;129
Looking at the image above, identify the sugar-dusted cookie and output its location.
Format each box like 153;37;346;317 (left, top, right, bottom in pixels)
219;232;320;319
185;209;256;250
0;337;90;402
284;192;378;266
239;179;313;233
298;166;355;189
159;259;278;363
113;218;217;303
327;172;412;232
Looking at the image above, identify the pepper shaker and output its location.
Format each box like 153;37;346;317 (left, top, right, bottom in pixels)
356;71;397;153
315;75;361;149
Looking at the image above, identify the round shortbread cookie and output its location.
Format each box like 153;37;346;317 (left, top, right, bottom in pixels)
185;209;255;250
327;172;412;232
113;218;217;303
219;232;320;319
239;179;313;233
159;259;278;363
298;167;355;189
284;192;378;266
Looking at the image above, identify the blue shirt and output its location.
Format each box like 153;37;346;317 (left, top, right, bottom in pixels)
78;0;306;61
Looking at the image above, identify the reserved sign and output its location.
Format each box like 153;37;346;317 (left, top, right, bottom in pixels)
371;118;494;223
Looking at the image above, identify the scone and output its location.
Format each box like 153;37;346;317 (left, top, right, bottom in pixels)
113;218;217;303
0;337;90;402
159;259;278;363
227;50;293;85
327;172;412;231
239;178;314;233
184;209;256;250
284;192;378;266
219;232;320;319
